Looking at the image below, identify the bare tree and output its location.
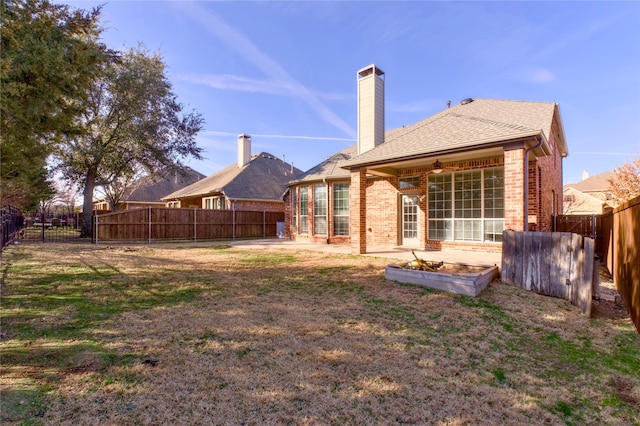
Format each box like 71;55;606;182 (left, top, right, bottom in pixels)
100;164;146;212
608;157;640;204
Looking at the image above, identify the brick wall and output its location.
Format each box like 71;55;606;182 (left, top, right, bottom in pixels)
233;200;284;212
287;136;563;253
283;190;292;239
504;147;526;231
365;177;399;247
536;123;564;231
350;170;367;253
425;239;503;253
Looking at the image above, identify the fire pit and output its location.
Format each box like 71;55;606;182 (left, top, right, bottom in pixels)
385;251;499;297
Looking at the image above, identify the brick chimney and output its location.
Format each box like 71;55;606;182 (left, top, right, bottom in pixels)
237;134;251;167
357;64;385;155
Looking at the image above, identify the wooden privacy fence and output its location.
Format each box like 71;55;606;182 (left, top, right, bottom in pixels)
502;231;595;316
611;195;640;334
554;214;604;256
554;196;640;334
94;207;284;243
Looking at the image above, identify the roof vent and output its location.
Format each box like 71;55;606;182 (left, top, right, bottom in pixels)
460;98;474;105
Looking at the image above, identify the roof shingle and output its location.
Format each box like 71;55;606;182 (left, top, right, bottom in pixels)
343;98;563;168
163;153;303;201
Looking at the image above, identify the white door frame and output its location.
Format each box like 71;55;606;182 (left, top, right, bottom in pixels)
401;194;419;247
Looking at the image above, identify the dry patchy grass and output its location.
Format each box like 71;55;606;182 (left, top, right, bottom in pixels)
1;243;638;425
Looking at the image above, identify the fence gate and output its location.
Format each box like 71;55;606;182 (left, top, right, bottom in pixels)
554;214;605;256
19;212;83;244
502;231;595;315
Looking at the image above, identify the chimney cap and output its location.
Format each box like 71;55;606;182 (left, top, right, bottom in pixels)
238;133;251;139
357;64;385;78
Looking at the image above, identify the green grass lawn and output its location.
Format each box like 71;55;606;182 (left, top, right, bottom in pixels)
1;243;638;425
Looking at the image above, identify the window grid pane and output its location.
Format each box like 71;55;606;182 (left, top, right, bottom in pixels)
333;183;349;236
454;171;481;219
313;184;327;235
484;168;504;219
399;176;420;189
428;174;452;240
299;187;308;234
291;189;297;234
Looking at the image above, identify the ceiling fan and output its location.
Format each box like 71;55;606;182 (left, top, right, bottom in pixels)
425;159;457;175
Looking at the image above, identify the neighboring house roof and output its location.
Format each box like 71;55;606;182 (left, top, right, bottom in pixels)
563;186;607;215
565;171;614;193
123;167;206;203
288;145;357;185
343;98;567;169
163;152;303;201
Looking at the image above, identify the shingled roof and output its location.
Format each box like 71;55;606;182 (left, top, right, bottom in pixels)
123;167;206;203
565;171;615;193
288;145;357;185
343;98;567;169
163;153;303;201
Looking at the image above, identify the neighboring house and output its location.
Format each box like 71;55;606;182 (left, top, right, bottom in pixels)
94;167;206;211
163;134;303;213
563;171;615;214
285;64;569;254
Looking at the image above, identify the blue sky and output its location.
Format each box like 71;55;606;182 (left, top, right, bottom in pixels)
65;0;640;184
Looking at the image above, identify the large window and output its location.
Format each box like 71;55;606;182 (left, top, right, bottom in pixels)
299;187;308;234
333;183;349;236
203;196;226;210
428;167;504;242
313;184;327;235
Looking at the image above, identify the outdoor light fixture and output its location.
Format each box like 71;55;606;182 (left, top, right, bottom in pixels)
432;159;443;174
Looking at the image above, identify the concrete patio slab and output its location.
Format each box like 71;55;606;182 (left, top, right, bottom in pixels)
228;238;501;269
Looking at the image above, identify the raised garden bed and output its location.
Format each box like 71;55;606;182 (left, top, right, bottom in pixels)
385;262;499;297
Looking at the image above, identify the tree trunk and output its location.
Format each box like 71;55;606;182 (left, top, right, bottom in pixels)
81;167;97;238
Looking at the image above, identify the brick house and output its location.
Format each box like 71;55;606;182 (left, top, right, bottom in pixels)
285;64;569;254
563;171;616;214
94;166;206;212
163;134;303;213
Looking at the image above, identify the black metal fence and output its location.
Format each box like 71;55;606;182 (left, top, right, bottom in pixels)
1;205;24;251
19;212;83;243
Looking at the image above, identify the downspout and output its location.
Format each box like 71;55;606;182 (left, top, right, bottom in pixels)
523;135;542;231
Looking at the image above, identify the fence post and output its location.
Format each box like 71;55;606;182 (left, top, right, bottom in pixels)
148;206;152;245
232;207;235;240
263;210;266;238
41;209;45;242
94;214;99;244
193;208;197;242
